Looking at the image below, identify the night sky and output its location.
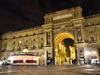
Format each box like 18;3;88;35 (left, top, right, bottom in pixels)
0;0;100;34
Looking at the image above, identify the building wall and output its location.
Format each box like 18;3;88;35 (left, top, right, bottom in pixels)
0;6;100;65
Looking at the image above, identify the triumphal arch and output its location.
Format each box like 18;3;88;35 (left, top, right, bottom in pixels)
0;6;100;65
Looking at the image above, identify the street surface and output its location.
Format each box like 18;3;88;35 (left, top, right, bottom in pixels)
0;65;100;75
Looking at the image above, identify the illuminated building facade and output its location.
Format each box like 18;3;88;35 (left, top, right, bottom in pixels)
0;6;100;65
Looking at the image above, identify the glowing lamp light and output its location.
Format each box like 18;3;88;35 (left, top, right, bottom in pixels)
55;49;57;51
59;43;61;47
85;51;90;55
44;55;45;57
19;41;21;43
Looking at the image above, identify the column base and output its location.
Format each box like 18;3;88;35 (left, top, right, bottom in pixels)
76;62;80;65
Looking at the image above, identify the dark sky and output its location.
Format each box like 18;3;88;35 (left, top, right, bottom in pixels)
0;0;100;34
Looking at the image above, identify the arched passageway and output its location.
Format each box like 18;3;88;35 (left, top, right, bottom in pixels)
54;33;75;65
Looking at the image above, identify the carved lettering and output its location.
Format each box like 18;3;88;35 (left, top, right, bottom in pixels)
53;14;72;20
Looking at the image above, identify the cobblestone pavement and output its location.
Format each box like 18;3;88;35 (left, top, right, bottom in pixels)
0;65;100;75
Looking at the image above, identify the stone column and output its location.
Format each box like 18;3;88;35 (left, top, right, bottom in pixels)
76;48;80;65
70;59;72;65
67;58;69;65
74;27;77;43
50;31;52;46
45;50;47;66
84;46;88;64
81;26;85;42
45;32;47;46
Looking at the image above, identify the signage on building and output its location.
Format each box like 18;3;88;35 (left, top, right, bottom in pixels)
53;14;72;20
91;56;97;59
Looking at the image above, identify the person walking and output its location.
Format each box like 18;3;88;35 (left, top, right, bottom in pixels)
50;58;53;66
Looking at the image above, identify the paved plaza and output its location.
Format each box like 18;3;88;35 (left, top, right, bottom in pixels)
0;65;100;75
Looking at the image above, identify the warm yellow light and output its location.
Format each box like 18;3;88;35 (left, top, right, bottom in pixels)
64;47;65;52
55;49;57;51
59;43;61;47
19;41;21;43
62;46;63;50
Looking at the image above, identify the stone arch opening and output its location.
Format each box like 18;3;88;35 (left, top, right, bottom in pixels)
88;48;99;64
54;33;75;65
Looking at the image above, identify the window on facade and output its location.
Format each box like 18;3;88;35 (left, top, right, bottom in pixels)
13;42;15;44
19;46;21;49
5;37;7;40
14;52;18;55
41;43;43;47
78;30;80;33
33;39;35;41
26;40;28;42
41;38;43;40
88;23;91;26
26;34;28;37
41;31;43;34
13;47;15;50
19;41;21;43
78;37;82;41
48;35;50;38
19;35;21;38
48;41;50;44
33;44;35;48
89;30;92;33
4;47;6;50
13;36;15;39
90;37;94;41
26;45;28;48
80;50;83;53
49;53;51;55
33;33;35;35
5;43;7;45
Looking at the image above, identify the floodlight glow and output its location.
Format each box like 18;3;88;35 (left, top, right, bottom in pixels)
55;49;57;51
59;43;61;47
8;56;13;60
0;61;3;65
85;51;90;55
19;41;21;43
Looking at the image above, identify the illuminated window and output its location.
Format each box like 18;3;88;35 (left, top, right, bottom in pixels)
88;23;91;26
78;37;82;41
19;41;21;43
